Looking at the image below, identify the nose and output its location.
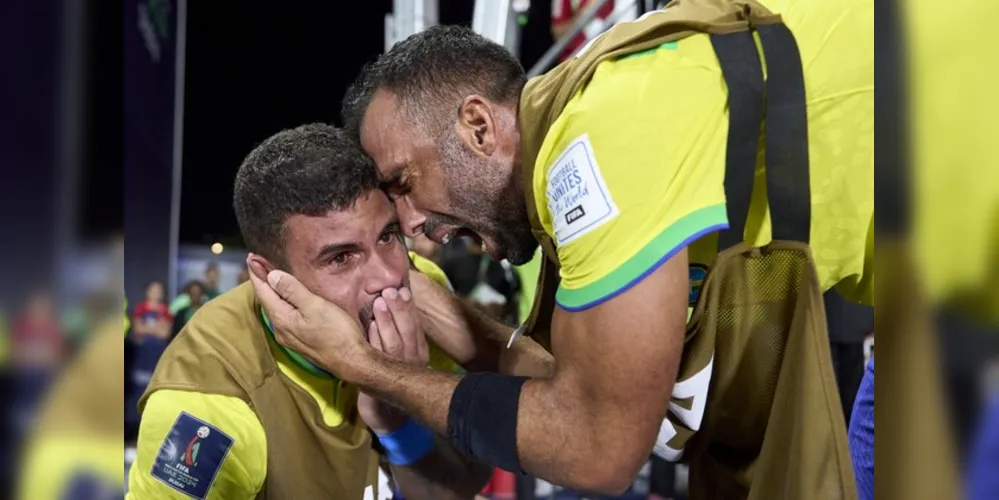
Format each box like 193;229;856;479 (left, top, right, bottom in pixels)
394;195;427;238
365;248;407;295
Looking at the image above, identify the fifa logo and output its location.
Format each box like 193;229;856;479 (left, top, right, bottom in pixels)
183;426;211;466
565;205;586;225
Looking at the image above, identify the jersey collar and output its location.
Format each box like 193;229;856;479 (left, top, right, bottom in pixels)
258;307;334;379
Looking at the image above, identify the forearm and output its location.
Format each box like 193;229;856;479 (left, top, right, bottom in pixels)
461;300;554;378
390;436;491;500
517;378;647;492
416;282;505;369
351;355;457;435
131;320;149;335
350;353;640;493
418;283;553;377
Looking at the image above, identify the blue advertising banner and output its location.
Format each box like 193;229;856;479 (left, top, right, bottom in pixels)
125;0;184;307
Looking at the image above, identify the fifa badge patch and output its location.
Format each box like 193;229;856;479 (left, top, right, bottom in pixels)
151;412;234;499
546;134;619;247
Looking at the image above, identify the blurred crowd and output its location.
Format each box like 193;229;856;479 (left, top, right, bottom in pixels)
124;261;248;441
1;289;120;424
0;237;124;498
410;234;535;328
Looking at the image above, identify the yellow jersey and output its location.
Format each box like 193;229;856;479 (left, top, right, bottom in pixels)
906;1;999;319
17;318;125;499
531;0;874;311
127;253;460;499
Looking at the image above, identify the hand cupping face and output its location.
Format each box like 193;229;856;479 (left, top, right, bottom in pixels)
368;286;429;366
360;285;428;434
246;255;368;379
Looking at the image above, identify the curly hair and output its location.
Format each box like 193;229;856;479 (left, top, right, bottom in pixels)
232;124;379;267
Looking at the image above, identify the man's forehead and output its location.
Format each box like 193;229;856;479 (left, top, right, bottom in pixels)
286;196;391;241
360;89;422;180
360;90;405;143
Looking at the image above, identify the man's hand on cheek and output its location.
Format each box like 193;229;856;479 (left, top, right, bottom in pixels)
246;254;369;378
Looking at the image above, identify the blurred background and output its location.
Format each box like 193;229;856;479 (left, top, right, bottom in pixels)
0;0;995;498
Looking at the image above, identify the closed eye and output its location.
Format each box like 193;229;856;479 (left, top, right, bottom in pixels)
380;171;411;200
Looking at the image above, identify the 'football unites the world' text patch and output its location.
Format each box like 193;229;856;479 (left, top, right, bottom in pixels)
546;134;619;247
151;412;234;499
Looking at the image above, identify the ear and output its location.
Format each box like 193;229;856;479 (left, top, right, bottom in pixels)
247;254;277;281
456;95;498;156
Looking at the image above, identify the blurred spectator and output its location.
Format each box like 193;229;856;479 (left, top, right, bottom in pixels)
203;261;221;298
848;358;874;500
126;284;176;440
475;258;521;325
440;239;521;325
10;291;65;439
440;242;482;298
551;0;616;62
169;262;219;315
130;281;172;341
18;317;124;499
968;387;999;499
63;289;122;351
171;280;207;336
824;290;874;419
237;264;250;284
11;291;64;371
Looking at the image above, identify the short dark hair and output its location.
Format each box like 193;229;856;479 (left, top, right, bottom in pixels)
233;124;379;267
342;25;526;135
183;280;204;295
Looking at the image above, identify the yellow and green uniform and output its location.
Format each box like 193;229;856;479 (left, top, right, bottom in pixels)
530;0;873;312
517;2;869;495
18;318;126;499
127;253;460;499
906;1;999;320
515;248;543;323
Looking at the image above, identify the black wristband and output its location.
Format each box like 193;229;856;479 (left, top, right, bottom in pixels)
447;372;529;473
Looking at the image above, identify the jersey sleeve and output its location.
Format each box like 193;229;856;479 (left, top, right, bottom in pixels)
536;39;730;311
128;389;267;500
169;294;192;315
410;251;454;292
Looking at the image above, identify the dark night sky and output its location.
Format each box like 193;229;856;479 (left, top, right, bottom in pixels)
178;1;553;246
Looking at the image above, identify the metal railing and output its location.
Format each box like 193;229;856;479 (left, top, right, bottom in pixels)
385;0;439;51
527;0;664;78
472;0;531;55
